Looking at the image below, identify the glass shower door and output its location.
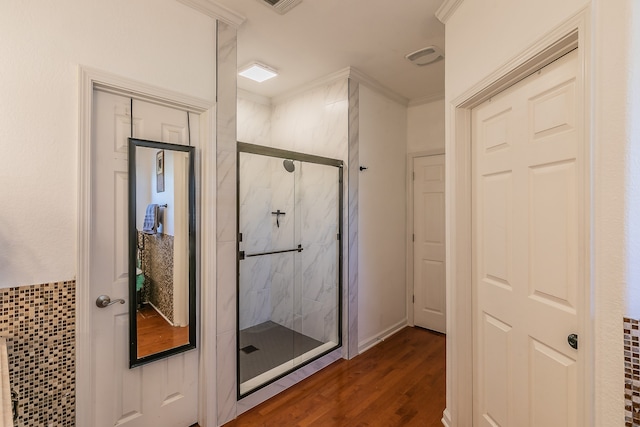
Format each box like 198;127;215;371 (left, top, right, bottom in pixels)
238;151;297;395
237;143;342;397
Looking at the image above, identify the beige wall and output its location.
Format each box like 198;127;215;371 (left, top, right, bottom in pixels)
407;99;445;153
0;0;216;289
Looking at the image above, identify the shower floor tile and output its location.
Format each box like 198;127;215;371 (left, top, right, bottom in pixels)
239;321;323;383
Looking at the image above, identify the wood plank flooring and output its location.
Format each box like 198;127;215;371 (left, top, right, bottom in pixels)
136;305;189;357
223;326;446;427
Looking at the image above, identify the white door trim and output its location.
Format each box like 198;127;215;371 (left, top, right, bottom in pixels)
444;8;593;426
76;66;215;427
406;149;445;327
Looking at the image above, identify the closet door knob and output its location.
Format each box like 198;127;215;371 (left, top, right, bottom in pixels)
567;333;578;350
95;295;125;308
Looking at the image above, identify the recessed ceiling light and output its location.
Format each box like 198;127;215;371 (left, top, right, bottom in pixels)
238;62;278;83
405;46;444;66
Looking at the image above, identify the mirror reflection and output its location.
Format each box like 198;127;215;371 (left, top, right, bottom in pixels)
129;138;196;368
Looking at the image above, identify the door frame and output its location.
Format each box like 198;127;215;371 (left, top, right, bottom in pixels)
444;10;593;427
76;67;215;426
406;149;445;327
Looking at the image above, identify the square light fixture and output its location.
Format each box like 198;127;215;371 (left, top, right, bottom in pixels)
238;62;278;83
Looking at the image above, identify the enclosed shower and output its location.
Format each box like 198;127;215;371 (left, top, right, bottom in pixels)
237;142;343;397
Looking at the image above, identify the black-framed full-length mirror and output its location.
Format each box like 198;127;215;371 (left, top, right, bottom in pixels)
128;138;196;368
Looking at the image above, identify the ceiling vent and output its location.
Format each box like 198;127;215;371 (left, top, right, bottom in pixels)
256;0;302;14
405;46;444;66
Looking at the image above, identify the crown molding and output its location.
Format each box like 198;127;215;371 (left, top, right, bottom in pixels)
176;0;246;28
272;67;409;107
348;67;409;106
435;0;464;24
408;91;445;106
271;68;352;105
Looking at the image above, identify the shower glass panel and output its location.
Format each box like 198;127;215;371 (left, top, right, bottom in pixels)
237;142;342;397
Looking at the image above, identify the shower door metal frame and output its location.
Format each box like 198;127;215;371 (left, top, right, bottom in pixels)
236;141;344;398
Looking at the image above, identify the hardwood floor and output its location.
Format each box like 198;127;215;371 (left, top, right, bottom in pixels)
136;305;189;357
223;326;446;427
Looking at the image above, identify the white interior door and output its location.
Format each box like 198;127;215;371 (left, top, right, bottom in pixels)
91;89;198;427
413;154;446;333
472;49;584;426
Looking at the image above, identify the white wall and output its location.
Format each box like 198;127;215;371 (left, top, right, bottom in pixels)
357;85;408;350
618;2;640;317
0;0;216;289
135;148;179;236
407;99;445;153
446;0;588;98
445;0;628;424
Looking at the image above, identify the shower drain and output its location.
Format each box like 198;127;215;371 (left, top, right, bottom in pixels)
240;345;259;354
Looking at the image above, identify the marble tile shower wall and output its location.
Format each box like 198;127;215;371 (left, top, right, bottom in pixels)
271;79;349;158
238;82;347;344
239;153;275;330
237;79;348;341
0;281;75;427
231;79;350;420
237;96;271;146
269;80;347;344
298;163;339;343
238;94;274;331
267;156;297;330
269;160;339;344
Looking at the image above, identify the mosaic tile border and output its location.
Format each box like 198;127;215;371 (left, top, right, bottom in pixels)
0;280;76;427
624;317;640;426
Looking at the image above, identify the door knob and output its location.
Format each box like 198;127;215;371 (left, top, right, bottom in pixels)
567;333;578;350
95;295;125;308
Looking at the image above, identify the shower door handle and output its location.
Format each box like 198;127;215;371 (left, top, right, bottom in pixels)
95;295;125;308
243;245;304;258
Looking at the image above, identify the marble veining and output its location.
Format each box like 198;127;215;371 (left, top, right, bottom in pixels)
237;96;271;146
216;20;239;426
217;241;237;334
347;78;360;359
217;330;237;423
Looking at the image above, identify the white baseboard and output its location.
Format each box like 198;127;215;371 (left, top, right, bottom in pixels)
147;301;175;326
441;408;452;427
357;318;407;354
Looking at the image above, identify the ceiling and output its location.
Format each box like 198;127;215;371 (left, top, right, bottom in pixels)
212;0;445;103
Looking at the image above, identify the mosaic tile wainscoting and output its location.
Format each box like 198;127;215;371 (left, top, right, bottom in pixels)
139;232;175;323
0;280;76;426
